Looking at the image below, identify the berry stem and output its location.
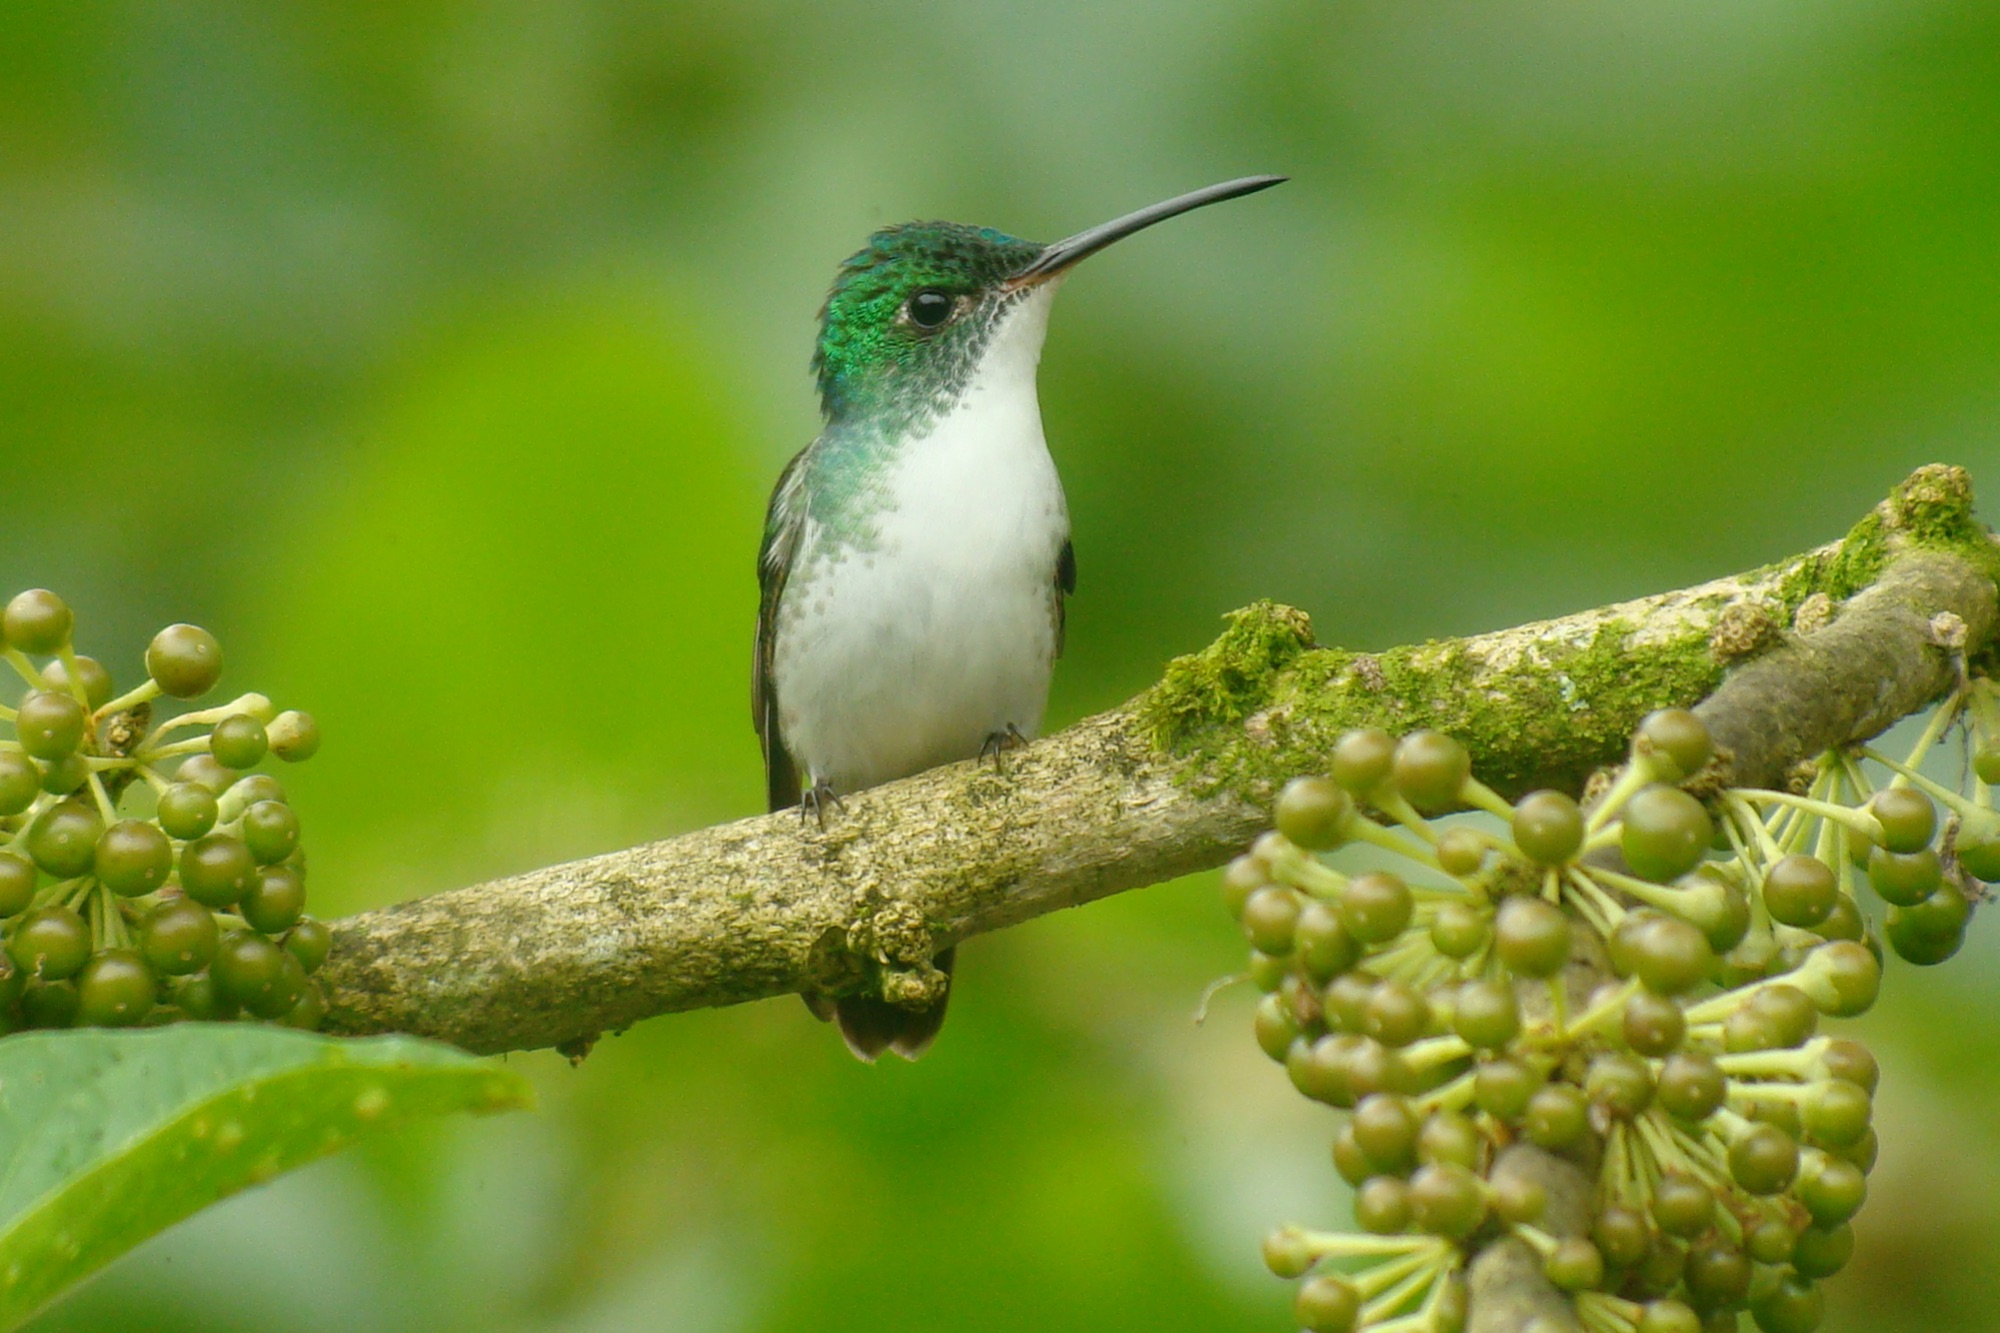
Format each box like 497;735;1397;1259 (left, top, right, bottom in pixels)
84;772;117;825
93;678;160;722
1457;776;1517;822
53;645;91;711
1585;760;1656;835
2;648;47;691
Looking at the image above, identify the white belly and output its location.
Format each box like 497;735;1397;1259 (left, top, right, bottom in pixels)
773;401;1069;794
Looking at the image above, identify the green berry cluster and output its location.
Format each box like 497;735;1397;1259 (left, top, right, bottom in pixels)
1236;694;1990;1333
0;590;328;1033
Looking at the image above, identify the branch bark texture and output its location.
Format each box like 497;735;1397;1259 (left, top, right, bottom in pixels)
321;466;2000;1065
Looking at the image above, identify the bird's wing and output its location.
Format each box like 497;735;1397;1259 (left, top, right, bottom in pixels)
754;448;810;812
1054;536;1076;658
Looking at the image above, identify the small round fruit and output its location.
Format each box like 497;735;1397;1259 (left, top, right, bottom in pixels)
1544;1237;1604;1292
0;751;38;815
1621;785;1713;883
240;864;306;934
1628;914;1715;996
178;833;255;907
1868;845;1942;907
283;917;331;974
1886;885;1970;965
1813;940;1882;1016
1296;902;1358;981
1474;1058;1543;1123
1763;854;1838;929
6;906;90;979
1957;835;2000;881
1453;978;1520;1050
1407;1162;1487;1238
171;972;234;1022
1261;1228;1315;1279
94;820;173;896
283;982;327;1030
1797;1156;1867;1227
268;710;320;762
1362;980;1431;1048
1220;855;1264;918
146;624;223;698
1294;1275;1360;1333
26;801;103;878
1523;1084;1589;1150
1587;1053;1655;1120
1868;787;1936;854
209;714;269;770
140;898;219;975
1729;1123;1800;1195
20;979;78;1028
1513;790;1584;865
0;852;35;917
1339;872;1413;944
1637;708;1712;781
15;691;86;760
1651;1173;1715;1238
1354;1175;1411;1233
3;590;72;653
1429;901;1488;959
75;950;156;1026
1241;886;1302;954
1593;1205;1650;1268
1352;1093;1420;1175
1275;776;1352;850
1656;1051;1726;1122
174;754;233;794
1638;1301;1702;1333
1393;731;1471;813
1416;1111;1481;1171
1436;827;1486;877
41;654;111;710
1330;729;1396;794
211;932;296;1014
1494;897;1571;977
1623;989;1687;1057
156;782;220;839
1789;1224;1854;1280
1683;1238;1751;1310
1978;744;2000;786
38;754;87;796
1750;1275;1824;1333
241;800;301;865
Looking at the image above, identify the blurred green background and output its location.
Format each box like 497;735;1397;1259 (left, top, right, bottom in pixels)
5;2;2000;1330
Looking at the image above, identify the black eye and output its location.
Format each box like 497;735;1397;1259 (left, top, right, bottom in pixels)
907;289;953;329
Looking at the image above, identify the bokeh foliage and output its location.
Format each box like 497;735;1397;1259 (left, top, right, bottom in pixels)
3;2;1998;1330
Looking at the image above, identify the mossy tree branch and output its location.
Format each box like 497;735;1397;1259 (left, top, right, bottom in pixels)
320;467;2000;1073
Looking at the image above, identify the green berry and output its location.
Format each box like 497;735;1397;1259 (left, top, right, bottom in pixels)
283;917;331;974
1593;1204;1650;1268
241;800;301;865
1789;1224;1853;1279
1474;1058;1543;1123
1656;1051;1726;1122
1330;729;1396;794
1623;989;1687;1056
1493;897;1571;977
1296;902;1359;981
1408;1162;1487;1239
1885;884;1970;965
1429;901;1489;959
1683;1237;1751;1309
1811;940;1881;1016
38;754;88;796
1287;1035;1351;1106
1523;1083;1588;1150
1253;993;1299;1061
1452;978;1521;1050
0;852;35;917
1435;827;1485;877
1821;1038;1879;1093
1651;1173;1715;1238
1637;708;1712;781
230;773;286;807
1802;1080;1872;1148
0;751;38;815
1979;744;2000;786
1796;1155;1867;1227
212;932;305;1017
1354;1174;1411;1233
1416;1111;1481;1170
1748;983;1818;1049
7;905;90;979
1750;1275;1824;1333
26;801;102;878
1627;913;1715;996
1241;886;1302;954
154;782;218;840
1745;1218;1795;1265
1392;730;1470;813
174;754;233;793
1956;835;2000;881
1339;872;1413;944
1729;1123;1800;1195
75;949;156;1026
1247;949;1288;992
1763;854;1837;929
1620;784;1713;883
1324;970;1376;1032
1275;776;1352;850
1332;1125;1372;1186
3;590;72;653
1491;1173;1545;1225
1638;1300;1702;1333
140;898;219;975
41;654;111;710
282;982;327;1030
1513;790;1584;865
1362;979;1431;1048
146;623;223;698
1868;786;1936;854
1586;1052;1654;1120
15;690;86;760
1544;1237;1604;1292
1261;1227;1315;1279
178;833;255;907
1868;845;1941;907
95;820;173;896
20;978;78;1028
209;714;269;770
267;710;320;762
1352;1093;1420;1175
170;972;234;1021
1295;1274;1361;1333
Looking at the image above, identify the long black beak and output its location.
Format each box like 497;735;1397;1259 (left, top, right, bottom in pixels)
1008;174;1287;287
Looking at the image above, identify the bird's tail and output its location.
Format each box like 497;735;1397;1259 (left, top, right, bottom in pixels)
804;946;956;1062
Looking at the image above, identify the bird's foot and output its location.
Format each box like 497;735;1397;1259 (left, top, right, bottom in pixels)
980;724;1029;773
799;777;843;829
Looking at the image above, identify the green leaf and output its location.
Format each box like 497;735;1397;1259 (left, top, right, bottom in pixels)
0;1025;531;1329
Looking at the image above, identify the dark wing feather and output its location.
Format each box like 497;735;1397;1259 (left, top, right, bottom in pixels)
1054;537;1076;658
754;449;810;813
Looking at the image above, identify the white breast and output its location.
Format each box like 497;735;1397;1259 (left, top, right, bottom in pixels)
774;287;1071;794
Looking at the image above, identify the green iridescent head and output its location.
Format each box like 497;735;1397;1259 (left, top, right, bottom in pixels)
809;175;1288;430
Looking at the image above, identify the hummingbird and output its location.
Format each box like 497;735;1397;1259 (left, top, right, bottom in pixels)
754;175;1286;1062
